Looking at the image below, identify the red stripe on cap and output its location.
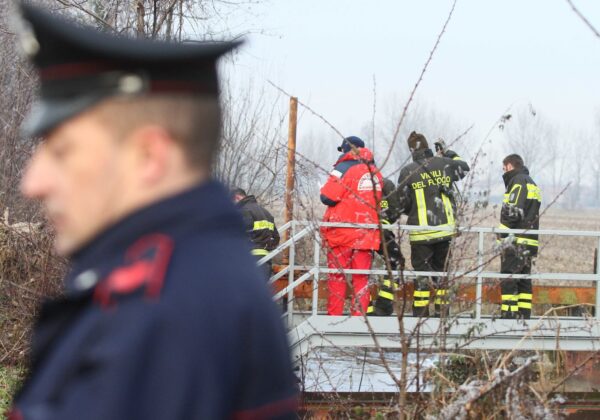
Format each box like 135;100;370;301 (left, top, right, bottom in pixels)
7;407;23;420
40;60;117;80
232;396;299;420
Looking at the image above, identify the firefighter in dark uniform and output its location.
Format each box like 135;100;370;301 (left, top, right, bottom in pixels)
397;132;469;317
9;4;298;419
367;178;405;316
498;154;541;319
233;188;280;279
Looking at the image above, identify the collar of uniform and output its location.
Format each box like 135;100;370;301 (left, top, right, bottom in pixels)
412;148;434;162
502;167;529;186
236;195;257;207
65;180;241;291
335;147;375;165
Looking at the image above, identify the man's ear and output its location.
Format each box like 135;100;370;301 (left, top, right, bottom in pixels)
127;125;174;184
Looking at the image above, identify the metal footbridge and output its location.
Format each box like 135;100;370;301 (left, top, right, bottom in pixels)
260;221;600;365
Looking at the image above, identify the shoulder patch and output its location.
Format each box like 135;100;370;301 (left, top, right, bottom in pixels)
94;233;174;308
357;172;382;191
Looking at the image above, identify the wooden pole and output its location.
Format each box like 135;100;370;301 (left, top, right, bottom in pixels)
284;97;298;263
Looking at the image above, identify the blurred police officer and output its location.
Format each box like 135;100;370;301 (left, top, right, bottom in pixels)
397;132;469;317
9;3;297;419
232;188;280;279
498;154;541;319
367;177;405;316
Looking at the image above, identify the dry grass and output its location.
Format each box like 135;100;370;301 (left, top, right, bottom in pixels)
0;220;65;366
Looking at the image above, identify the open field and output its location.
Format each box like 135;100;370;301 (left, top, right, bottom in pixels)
284;205;600;276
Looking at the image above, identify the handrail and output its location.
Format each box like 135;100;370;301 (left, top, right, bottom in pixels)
257;225;312;265
260;221;600;322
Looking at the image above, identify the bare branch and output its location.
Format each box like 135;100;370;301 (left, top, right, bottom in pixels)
566;0;600;38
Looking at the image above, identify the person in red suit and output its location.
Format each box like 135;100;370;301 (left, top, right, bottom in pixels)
320;136;383;316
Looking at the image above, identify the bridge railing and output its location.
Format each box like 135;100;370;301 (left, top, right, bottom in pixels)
258;221;600;324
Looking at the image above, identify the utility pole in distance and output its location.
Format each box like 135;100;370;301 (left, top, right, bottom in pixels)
283;96;298;264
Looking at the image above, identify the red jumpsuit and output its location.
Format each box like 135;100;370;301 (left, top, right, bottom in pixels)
320;148;383;315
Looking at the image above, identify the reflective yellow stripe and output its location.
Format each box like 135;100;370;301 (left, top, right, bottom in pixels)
452;156;463;161
367;305;374;313
381;219;391;225
410;189;455;243
501;294;518;301
413;300;429;307
413;290;430;297
434;298;449;305
498;223;510;230
382;279;392;287
505;184;522;205
253;220;274;231
516;237;538;247
526;183;542;202
441;193;455;225
415;189;427;226
435;289;447;296
501;304;519;312
518;293;533;300
380;200;389;210
518;302;532;309
378;291;394;301
409;228;455;242
251;249;269;256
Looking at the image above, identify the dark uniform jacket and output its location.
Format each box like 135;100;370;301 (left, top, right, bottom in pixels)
11;181;298;420
380;178;401;225
499;167;541;256
397;148;469;244
236;195;280;257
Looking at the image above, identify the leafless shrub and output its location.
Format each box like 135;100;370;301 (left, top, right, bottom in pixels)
0;218;66;365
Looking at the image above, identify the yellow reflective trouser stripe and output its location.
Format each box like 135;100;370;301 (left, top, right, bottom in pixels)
380;200;389;210
518;293;532;300
409;227;455;242
501;294;518;301
415;189;427;226
516;237;539;247
441;193;455;225
253;220;274;231
251;249;269;256
414;290;430;297
414;300;429;307
382;279;392;287
526;183;542;201
381;219;391;225
501;305;519;312
435;289;448;304
366;305;374;313
379;291;394;301
453;156;463;161
518;302;532;309
498;223;510;230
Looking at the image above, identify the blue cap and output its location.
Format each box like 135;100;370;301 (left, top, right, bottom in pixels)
337;136;365;153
